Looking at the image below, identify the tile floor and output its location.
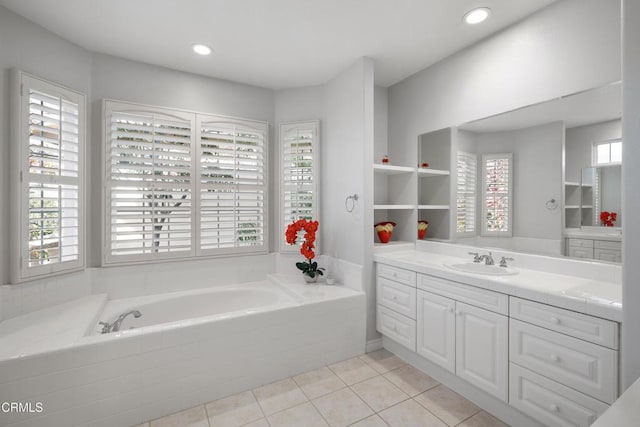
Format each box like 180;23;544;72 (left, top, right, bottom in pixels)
136;350;509;427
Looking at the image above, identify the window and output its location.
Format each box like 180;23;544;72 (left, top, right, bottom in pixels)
280;121;320;252
104;100;267;265
593;139;622;165
481;153;512;236
456;151;477;235
11;71;86;282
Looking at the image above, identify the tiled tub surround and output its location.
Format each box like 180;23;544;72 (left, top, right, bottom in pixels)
0;274;366;427
374;240;621;427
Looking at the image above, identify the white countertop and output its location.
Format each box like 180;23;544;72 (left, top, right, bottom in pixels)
565;228;622;242
374;249;621;321
592;377;640;427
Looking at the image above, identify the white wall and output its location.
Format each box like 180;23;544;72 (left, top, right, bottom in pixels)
0;6;92;286
566;119;622;182
388;0;620;169
622;0;640;388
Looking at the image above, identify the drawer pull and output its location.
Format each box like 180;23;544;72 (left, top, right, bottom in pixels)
392;295;398;300
549;403;560;413
456;310;463;316
393;273;398;277
448;307;454;313
549;354;560;362
550;317;560;325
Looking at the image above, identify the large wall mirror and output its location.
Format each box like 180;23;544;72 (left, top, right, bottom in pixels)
453;81;621;263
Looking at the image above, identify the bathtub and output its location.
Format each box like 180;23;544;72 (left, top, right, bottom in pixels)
0;274;366;427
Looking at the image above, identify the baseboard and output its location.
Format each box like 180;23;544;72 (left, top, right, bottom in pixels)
365;338;383;353
382;337;545;427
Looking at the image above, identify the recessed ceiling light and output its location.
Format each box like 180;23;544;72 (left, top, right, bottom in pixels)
192;44;212;55
464;7;491;24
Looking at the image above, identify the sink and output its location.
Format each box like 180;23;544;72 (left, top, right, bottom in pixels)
444;263;519;276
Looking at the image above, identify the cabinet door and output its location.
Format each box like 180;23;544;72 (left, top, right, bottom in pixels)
594;248;621;263
568;246;594;259
417;290;455;373
455;302;508;401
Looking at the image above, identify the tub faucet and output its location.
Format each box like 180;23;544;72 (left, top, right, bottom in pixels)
99;310;142;333
478;252;495;265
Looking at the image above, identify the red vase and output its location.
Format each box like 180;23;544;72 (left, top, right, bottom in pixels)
418;220;429;239
375;221;396;244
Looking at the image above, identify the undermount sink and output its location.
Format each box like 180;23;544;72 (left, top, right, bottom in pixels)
445;263;519;276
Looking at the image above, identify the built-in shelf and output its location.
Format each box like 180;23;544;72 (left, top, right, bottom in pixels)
564;181;593;187
417;168;450;177
374;204;416;210
374;240;415;248
373;164;415;175
566;205;594;209
418;204;450;210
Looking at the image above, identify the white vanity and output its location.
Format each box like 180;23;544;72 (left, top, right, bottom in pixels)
375;241;621;427
565;228;622;262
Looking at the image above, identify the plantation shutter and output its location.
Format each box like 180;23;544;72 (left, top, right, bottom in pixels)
13;72;85;282
280;121;319;252
482;153;513;236
456;152;477;235
105;102;195;263
199;115;267;254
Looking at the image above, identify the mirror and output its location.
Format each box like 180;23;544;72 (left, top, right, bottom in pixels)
453;82;622;261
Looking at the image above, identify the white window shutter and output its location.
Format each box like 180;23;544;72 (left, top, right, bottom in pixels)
12;71;86;282
105;102;195;263
456;151;477;235
198;116;268;254
280;121;320;252
481;153;513;236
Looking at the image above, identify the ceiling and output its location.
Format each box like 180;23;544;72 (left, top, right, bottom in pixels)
0;0;557;90
460;82;622;133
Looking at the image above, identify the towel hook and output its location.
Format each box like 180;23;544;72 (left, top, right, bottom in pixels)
345;194;359;213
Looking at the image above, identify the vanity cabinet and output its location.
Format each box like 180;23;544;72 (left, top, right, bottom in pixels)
566;237;621;262
375;260;620;427
416;275;508;401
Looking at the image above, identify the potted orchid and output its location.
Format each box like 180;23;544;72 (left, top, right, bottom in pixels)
285;219;325;283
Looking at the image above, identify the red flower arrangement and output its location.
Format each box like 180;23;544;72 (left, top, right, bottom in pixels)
600;211;618;227
286;219;324;279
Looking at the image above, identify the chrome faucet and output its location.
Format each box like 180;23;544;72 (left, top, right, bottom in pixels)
499;256;515;267
468;252;482;263
478;252;495;265
99;310;142;334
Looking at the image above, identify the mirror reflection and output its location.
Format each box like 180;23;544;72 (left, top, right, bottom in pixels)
455;82;622;262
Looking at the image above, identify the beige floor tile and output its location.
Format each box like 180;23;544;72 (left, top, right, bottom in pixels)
414;385;480;426
457;411;509;427
328;357;379;385
312;387;374;427
350;376;410;412
383;365;439;397
242;419;269;427
267;402;329;427
379;399;447;427
349;414;389;427
206;390;264;426
253;378;308;415
293;366;346;399
359;350;406;374
150;405;209;427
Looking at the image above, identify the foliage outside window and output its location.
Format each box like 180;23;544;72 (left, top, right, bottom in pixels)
11;71;85;282
280;121;320;252
481;153;513;237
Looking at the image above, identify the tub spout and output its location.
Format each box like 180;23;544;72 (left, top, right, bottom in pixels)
100;310;142;333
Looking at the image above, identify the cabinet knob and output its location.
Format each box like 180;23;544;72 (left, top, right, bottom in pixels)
549;404;560;412
448;307;454;313
393;273;398;277
392;295;398;301
456;310;463;316
550;317;560;325
550;354;560;362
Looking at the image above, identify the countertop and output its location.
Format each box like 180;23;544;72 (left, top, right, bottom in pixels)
592;377;640;427
564;228;622;242
374;249;622;321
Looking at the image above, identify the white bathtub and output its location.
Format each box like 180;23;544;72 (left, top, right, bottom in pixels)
0;274;366;427
93;281;299;334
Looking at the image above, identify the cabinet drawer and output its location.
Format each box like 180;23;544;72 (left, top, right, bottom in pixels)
594;248;621;263
510;297;618;349
510;363;609;427
377;264;416;287
510;319;617;404
377;277;417;319
594;240;621;250
418;274;508;315
568;246;594;259
377;305;416;351
569;238;594;248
